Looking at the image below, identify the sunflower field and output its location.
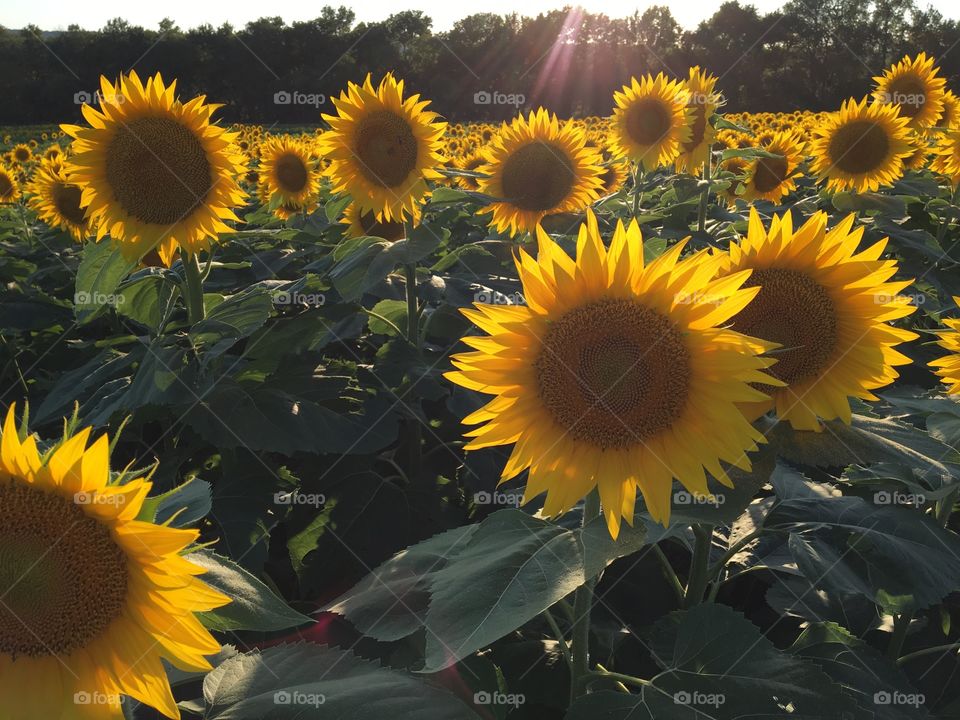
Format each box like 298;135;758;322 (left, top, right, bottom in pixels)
3;49;960;720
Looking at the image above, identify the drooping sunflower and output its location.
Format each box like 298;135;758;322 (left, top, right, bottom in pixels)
62;71;247;266
610;73;692;171
445;210;780;536
675;67;720;175
740;130;805;203
0;166;19;203
26;159;91;241
809;97;913;193
932;127;960;185
717;207;917;431
256;135;319;215
873;52;947;131
0;406;230;719
319;73;446;224
478;108;603;236
342;202;406;241
930;299;960;393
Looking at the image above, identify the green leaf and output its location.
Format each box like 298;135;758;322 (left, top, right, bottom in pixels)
198;643;476;719
190;549;311;632
190;288;273;356
367;299;408;336
74;240;137;324
137;476;212;528
831;192;908;215
116;274;180;335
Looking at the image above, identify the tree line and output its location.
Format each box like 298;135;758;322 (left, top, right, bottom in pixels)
2;0;959;125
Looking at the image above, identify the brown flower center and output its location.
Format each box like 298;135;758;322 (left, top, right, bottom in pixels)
500;141;575;212
625;98;673;146
53;182;87;227
828;120;891;175
354;110;419;188
274;152;308;193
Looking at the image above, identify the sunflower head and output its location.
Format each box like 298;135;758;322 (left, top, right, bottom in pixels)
0;165;19;203
319;73;446;224
258;135;319;208
11;144;32;164
932;127;960;185
62;71;247;266
26;159;91;241
445;210;781;536
930;297;960;393
741;130;805;203
342;201;406;241
809;96;913;193
675;66;721;175
610;73;692;170
0;406;229;719
718;207;918;431
873;52;947;131
454;151;486;191
477;108;603;236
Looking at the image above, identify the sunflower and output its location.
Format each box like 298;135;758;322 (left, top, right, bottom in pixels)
903;132;932;171
445;210;780;536
61;71;246;266
675;67;720;175
598;155;629;194
718;208;917;431
257;135;319;216
939;90;959;129
932;127;960;185
809;97;913;193
11;144;32;165
0;166;19;203
716;156;749;206
0;406;230;719
741;131;805;203
319;73;446;224
342;202;406;241
610;73;692;171
454;151;486;191
478;108;603;236
873;52;947;131
26;159;91;241
930;300;960;393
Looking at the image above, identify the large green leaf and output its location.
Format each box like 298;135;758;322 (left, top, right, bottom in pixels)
74;240;137;324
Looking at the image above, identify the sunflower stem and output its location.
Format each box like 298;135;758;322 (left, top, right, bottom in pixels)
570;489;601;703
888;611;914;661
697;155;712;234
182;252;206;324
632;163;642;220
403;218;423;478
684;524;713;607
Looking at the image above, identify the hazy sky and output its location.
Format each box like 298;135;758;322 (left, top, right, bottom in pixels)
6;0;958;32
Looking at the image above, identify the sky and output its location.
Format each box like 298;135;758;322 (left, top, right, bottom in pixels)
5;0;957;33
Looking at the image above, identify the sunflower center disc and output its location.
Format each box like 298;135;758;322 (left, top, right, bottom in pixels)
730;268;838;386
683;105;708;152
625;98;673;146
0;174;12;197
887;75;927;117
500;141;575;211
359;210;405;241
53;182;87;226
0;481;127;658
354;110;419;188
752;155;789;193
536;299;691;449
275;153;308;193
14;149;29;162
828;120;891;175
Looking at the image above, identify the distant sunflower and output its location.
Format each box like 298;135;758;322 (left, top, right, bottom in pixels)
873;52;947;131
319;73;446;223
446;210;779;536
932;127;960;185
478;108;603;236
342;202;406;241
599;155;629;194
62;71;246;266
675;67;720;175
930;299;960;393
27;159;90;241
717;156;749;206
939;90;959;128
719;208;917;431
741;131;805;203
809;97;913;193
11;144;32;164
611;73;691;171
454;151;486;191
903;132;931;171
0;166;19;203
258;136;319;216
0;406;230;719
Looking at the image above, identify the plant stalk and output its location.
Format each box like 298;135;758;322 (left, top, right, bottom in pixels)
684;524;713;607
697;155;712;234
570;489;602;702
182;251;206;324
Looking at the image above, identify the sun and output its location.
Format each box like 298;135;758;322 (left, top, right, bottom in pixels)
873;52;947;131
809;96;913;193
0;406;230;719
26;158;91;241
319;73;446;224
257;135;319;217
610;73;692;171
61;71;247;266
741;130;805;203
478;108;603;237
445;210;780;536
718;207;918;431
